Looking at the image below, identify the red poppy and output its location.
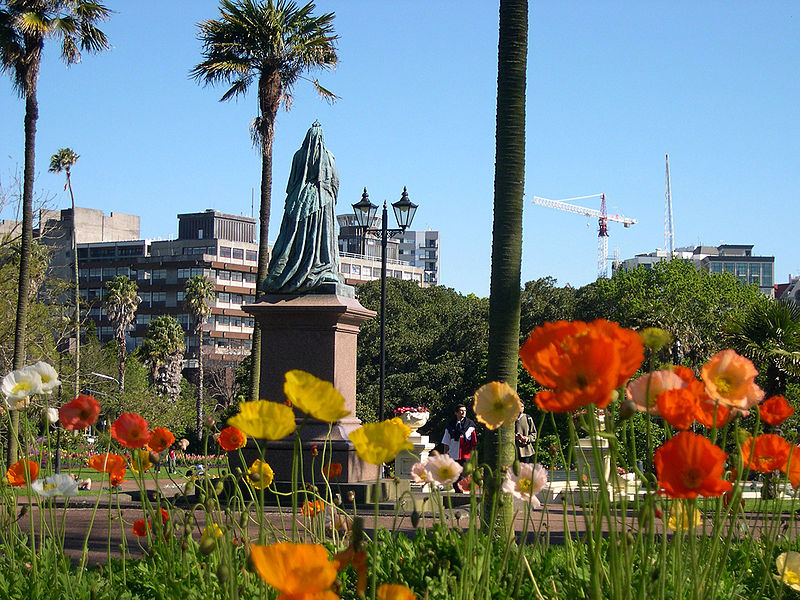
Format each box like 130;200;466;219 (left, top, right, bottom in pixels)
218;426;246;451
59;394;101;431
147;427;175;453
695;399;732;429
300;499;325;517
160;508;169;524
759;396;794;426
6;459;39;486
132;519;150;537
654;431;731;499
322;462;343;479
88;452;126;474
111;413;151;449
520;320;643;413
656;388;698;430
740;434;791;473
109;469;126;487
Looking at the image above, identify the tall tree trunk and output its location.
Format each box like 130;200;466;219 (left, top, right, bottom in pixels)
117;336;126;395
67;172;80;396
483;0;528;531
249;72;280;402
9;81;39;465
197;327;204;440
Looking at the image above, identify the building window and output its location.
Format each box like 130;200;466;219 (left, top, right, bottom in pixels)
177;291;185;302
152;291;166;304
244;272;256;283
762;262;773;287
220;246;232;258
245;250;257;262
102;267;116;278
218;292;230;303
138;270;151;281
710;262;722;274
178;268;191;280
231;294;243;305
140;292;151;306
153;269;167;280
231;271;243;282
219;270;231;281
232;248;244;260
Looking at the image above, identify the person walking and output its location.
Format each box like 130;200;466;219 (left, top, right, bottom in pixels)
168;446;177;474
441;404;478;490
515;411;537;463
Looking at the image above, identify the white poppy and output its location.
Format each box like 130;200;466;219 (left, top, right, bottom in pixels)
43;407;59;424
502;463;548;508
32;474;79;498
1;367;43;408
28;362;60;394
423;454;463;485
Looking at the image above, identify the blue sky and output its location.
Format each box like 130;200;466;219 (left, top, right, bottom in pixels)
1;1;798;296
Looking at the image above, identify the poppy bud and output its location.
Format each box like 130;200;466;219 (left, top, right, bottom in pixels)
234;467;243;477
639;327;672;351
199;536;216;555
311;445;319;457
249;471;261;483
619;399;636;421
204;415;215;429
216;564;230;583
333;493;342;506
149;451;160;464
351;517;364;550
410;510;420;528
463;462;474;476
512;458;520;476
346;490;356;503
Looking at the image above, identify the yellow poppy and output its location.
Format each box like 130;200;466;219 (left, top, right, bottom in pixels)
349;418;412;465
250;542;339;599
284;370;350;423
775;551;800;592
200;523;223;543
129;449;152;474
248;459;274;489
666;502;703;531
473;381;522;430
228;400;296;440
378;583;417;600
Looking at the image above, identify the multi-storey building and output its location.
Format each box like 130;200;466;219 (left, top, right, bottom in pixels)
615;243;775;296
72;210;258;366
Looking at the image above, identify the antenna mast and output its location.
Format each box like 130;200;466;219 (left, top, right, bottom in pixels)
665;154;675;256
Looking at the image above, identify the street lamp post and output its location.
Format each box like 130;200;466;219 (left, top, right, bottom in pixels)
352;187;418;422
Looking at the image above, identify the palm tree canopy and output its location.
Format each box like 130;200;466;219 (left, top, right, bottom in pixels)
0;0;110;96
190;0;338;124
141;315;185;367
184;275;215;333
725;299;800;380
48;147;79;174
104;275;140;342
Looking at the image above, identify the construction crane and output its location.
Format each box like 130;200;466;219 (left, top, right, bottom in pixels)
532;194;637;279
664;154;675;257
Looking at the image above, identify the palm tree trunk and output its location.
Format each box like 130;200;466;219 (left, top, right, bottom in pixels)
9;80;39;465
67;172;80;396
118;338;126;395
483;0;528;531
197;327;204;440
249;72;280;402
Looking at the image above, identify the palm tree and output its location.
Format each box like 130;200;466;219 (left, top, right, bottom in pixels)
1;0;110;463
726;299;800;397
103;275;140;394
184;275;215;440
191;0;338;401
49;148;80;394
483;0;528;530
141;316;185;403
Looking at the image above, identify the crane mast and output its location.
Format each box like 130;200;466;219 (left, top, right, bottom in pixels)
531;194;637;279
665;154;675;256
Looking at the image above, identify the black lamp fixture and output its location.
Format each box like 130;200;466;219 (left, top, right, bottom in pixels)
351;187;418;423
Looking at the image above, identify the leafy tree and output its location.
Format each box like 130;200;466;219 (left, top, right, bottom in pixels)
519;277;577;339
576;259;763;367
0;0;110;463
355;280;488;434
482;0;528;529
184;274;215;439
725;299;800;397
191;0;338;402
140;315;185;402
48;147;80;392
103;275;140;393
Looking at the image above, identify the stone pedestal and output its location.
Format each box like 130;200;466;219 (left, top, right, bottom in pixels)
393;411;435;486
239;293;378;482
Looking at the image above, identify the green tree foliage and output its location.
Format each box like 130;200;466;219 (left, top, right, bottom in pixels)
576;259;763;367
519;277;577;339
191;0;338;401
140;315;185;402
184;274;215;439
355;279;489;437
0;0;110;463
103;275;140;394
725;299;800;397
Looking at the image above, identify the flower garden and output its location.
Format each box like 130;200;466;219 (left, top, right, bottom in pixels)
1;320;800;599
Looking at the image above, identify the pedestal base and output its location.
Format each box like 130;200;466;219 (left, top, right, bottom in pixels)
394;432;436;487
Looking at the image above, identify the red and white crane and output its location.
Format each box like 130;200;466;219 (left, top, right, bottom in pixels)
532;194;637;279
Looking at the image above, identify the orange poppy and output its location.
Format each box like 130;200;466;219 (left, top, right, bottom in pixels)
654;431;731;499
218;426;246;451
160;508;169;524
740;434;791;473
334;545;368;597
785;447;800;489
301;499;325;517
656;388;698;430
147;427;175;453
250;542;338;599
377;584;416;600
322;462;343;479
695;399;732;429
132;518;149;537
111;413;151;449
109;469;126;487
759;396;794;427
59;394;101;431
701;349;764;410
88;452;126;474
6;459;39;486
520;320;642;413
